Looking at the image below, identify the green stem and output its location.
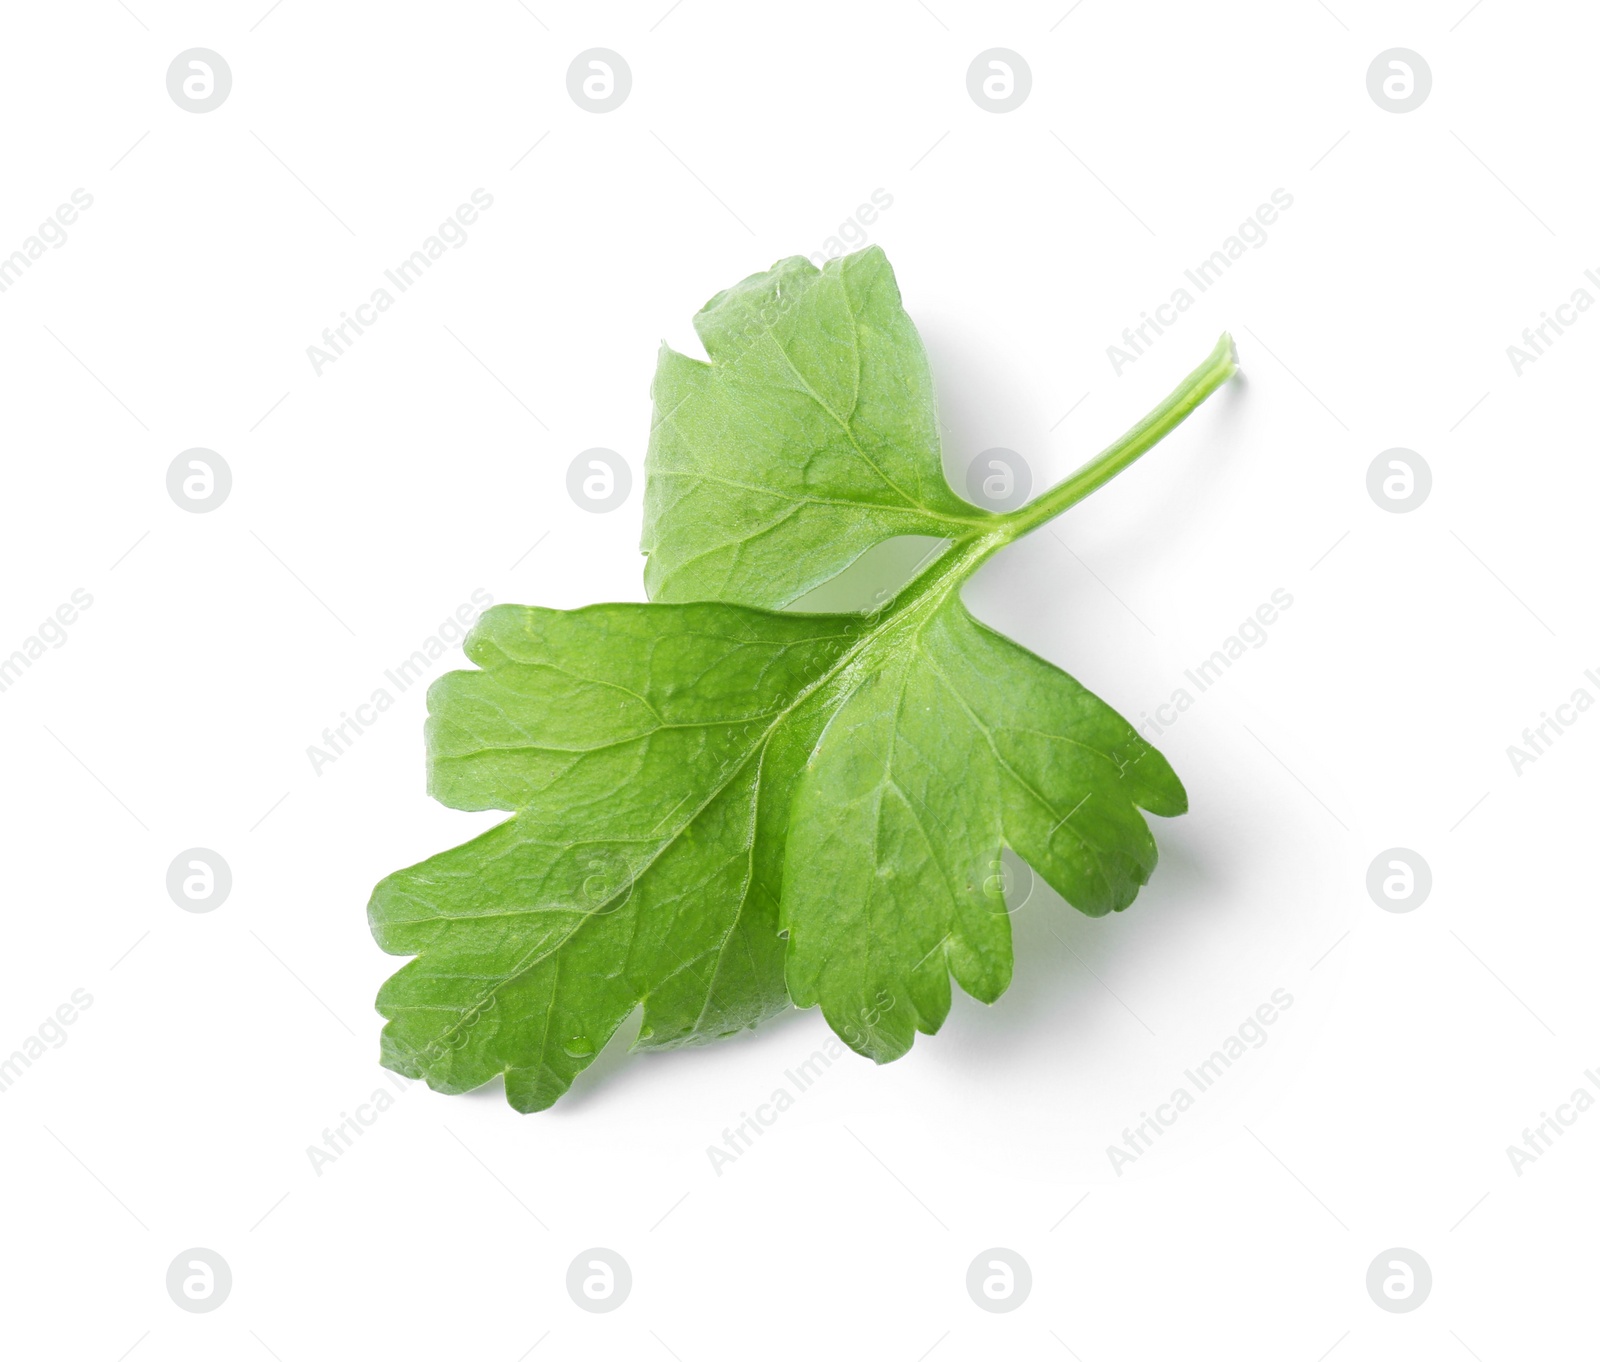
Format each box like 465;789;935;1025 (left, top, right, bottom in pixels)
883;332;1238;616
996;331;1238;543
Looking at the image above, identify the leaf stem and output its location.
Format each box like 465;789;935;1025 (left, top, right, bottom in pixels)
995;331;1238;543
881;332;1239;616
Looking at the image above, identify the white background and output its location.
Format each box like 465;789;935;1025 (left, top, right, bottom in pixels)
1;1;1594;1358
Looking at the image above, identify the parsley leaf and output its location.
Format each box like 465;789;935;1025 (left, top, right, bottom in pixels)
643;248;990;608
370;249;1236;1110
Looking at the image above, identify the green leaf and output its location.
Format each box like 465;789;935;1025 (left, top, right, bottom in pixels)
369;602;866;1112
779;588;1185;1062
370;248;1238;1110
642;247;992;609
